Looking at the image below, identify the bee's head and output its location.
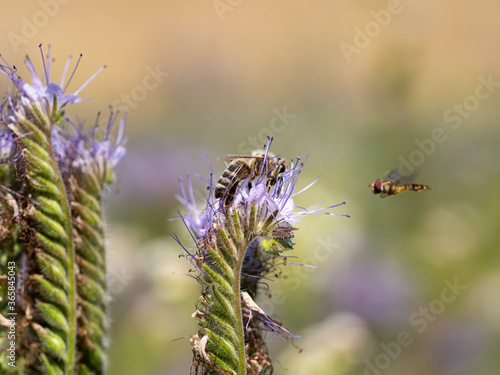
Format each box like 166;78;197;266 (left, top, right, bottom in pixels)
266;156;288;182
250;150;266;174
368;179;382;194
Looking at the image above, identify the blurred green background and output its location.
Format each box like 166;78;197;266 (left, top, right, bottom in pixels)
2;1;500;374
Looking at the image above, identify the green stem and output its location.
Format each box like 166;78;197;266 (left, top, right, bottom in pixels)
193;206;272;374
12;99;77;374
48;145;76;375
232;239;249;375
72;174;108;374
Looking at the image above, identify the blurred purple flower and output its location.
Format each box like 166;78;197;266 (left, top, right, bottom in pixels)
427;319;491;374
115;143;205;205
328;255;419;327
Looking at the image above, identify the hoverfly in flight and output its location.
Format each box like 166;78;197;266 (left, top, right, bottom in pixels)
368;167;431;198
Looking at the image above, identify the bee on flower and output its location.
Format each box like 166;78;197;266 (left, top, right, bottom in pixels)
174;138;349;374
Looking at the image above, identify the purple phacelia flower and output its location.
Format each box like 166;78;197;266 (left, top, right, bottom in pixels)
1;46;125;186
1;44;105;109
1;44;105;127
231;154;350;225
53;110;127;184
176;174;212;239
0;128;17;163
176;142;349;250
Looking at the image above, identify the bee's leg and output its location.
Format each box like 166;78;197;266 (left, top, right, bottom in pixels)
265;176;277;192
224;181;241;207
275;175;284;196
223;194;233;207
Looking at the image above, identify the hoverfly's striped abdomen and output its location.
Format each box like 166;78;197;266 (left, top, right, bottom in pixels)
389;182;431;196
401;183;431;193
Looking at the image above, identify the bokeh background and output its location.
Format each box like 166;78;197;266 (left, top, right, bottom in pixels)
2;1;500;374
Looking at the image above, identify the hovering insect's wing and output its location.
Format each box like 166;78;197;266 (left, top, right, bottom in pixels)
216;154;265;162
385;166;419;184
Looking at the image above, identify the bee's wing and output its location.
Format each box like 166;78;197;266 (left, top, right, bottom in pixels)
216;154;265;162
385;167;419;184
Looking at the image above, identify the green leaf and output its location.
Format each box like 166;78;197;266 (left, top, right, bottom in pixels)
32;323;67;361
36;300;70;332
36;252;69;289
77;275;105;305
40;352;65;375
32;277;70;312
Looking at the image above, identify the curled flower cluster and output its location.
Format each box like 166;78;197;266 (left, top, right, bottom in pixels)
0;45;123;178
175;140;348;374
53;110;127;184
0;45;125;375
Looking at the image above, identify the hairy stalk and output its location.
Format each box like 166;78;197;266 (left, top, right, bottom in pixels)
231;239;249;375
192;202;291;374
7;97;77;374
192;211;248;374
68;171;108;374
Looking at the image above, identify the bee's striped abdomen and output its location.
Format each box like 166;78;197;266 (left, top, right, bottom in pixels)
215;160;253;205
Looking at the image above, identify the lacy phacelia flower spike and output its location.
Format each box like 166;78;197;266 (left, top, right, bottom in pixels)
175;140;349;374
0;46;123;375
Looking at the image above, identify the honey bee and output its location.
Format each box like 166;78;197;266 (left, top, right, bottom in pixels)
368;167;431;198
215;150;288;207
